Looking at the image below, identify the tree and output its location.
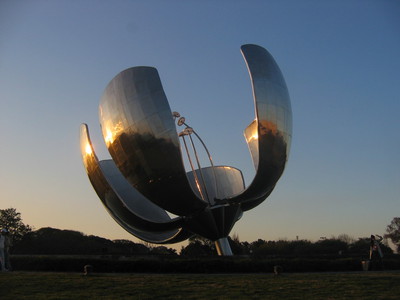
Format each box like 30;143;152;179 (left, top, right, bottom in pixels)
151;246;177;255
0;208;32;243
180;240;215;256
384;217;400;252
337;234;356;245
180;235;216;256
348;237;392;257
188;235;215;248
228;234;247;255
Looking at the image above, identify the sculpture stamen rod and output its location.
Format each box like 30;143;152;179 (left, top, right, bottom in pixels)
80;44;292;255
175;113;218;206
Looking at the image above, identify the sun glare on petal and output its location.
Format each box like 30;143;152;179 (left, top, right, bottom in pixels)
250;132;258;142
105;129;113;145
85;144;93;155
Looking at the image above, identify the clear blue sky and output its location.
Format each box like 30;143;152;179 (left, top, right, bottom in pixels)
1;0;399;249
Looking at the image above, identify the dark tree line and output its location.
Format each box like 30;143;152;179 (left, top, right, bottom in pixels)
12;227;178;255
12;229;393;258
178;234;394;257
1;208;399;257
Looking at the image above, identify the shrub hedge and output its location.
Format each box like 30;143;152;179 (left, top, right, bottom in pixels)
10;255;400;273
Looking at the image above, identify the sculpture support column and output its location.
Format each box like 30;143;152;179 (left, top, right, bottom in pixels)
215;237;233;256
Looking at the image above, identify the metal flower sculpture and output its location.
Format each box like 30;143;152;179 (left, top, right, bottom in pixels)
80;44;292;255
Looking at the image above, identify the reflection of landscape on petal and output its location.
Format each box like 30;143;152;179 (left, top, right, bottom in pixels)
110;131;206;215
81;125;190;244
231;127;287;211
257;127;287;186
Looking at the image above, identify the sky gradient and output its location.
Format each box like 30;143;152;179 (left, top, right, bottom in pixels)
1;0;399;249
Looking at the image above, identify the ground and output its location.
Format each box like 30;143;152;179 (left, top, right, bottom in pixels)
1;271;399;299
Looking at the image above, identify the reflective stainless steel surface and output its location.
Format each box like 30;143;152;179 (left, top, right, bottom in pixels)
99;67;206;216
184;166;244;241
215;237;233;256
183;204;242;241
80;44;292;253
244;120;259;170
227;44;292;211
187;166;245;205
80;124;190;244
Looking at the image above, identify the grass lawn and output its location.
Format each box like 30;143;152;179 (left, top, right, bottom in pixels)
0;271;399;299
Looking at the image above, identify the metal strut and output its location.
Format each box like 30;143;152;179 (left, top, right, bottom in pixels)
173;112;219;206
